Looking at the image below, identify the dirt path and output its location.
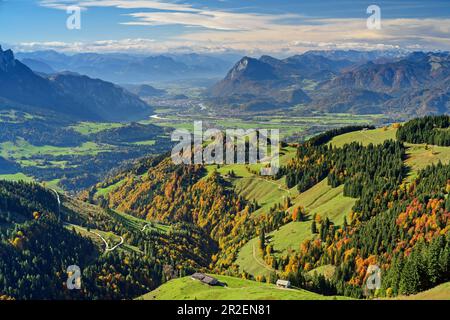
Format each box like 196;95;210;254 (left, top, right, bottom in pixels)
252;242;276;273
256;176;291;195
91;231;124;252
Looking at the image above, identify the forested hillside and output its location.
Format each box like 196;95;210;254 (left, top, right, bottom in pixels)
0;181;212;300
397;115;450;146
1;115;449;300
0;181;96;299
102;115;449;299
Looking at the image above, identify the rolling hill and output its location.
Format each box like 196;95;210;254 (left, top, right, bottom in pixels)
139;274;349;300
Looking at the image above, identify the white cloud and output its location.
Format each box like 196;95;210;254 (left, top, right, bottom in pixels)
40;0;300;31
40;0;200;12
122;11;297;32
36;0;450;54
171;17;450;54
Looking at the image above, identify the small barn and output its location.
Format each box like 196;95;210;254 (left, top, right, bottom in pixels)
276;279;291;288
191;273;205;281
202;276;219;286
191;273;219;286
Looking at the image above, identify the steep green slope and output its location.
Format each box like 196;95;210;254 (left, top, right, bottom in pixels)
393;282;450;300
328;126;397;147
205;146;298;216
236;179;355;277
100;117;450;300
328;125;450;180
307;265;336;280
233;176;297;216
404;143;450;180
139;275;349;300
237;121;450;285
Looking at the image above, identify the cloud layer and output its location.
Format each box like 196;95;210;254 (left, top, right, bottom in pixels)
33;0;450;54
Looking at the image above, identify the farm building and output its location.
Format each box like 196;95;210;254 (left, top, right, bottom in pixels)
191;273;206;281
191;273;219;286
202;276;219;286
276;280;291;288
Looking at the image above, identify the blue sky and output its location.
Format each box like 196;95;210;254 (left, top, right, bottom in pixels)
1;0;449;54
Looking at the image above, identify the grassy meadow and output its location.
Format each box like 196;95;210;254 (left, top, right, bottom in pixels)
139;274;350;300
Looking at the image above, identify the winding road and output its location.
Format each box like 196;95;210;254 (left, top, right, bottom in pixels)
51;188;61;220
92;231;124;252
49;187;124;253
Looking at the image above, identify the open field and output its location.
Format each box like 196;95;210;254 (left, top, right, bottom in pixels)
139;274;349;300
308;265;336;280
144;112;386;141
0;172;34;182
1;111;384;192
329;126;397;147
204;146;298;216
42;178;64;192
95;180;126;197
108;208;170;234
131;139;156;146
206;163;254;178
0;110;43;123
62;195;169;235
405;143;450;180
0;139;114;161
0;173;64;192
69;121;125;135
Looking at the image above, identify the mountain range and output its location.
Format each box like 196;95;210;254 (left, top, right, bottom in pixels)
209;54;352;110
0;46;152;121
210;51;450;116
16;50;235;83
6;46;450;118
123;84;167;97
303;49;408;62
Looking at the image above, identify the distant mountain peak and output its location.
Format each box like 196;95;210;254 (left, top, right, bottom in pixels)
0;46;17;72
0;46;152;121
236;56;251;69
226;56;275;81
